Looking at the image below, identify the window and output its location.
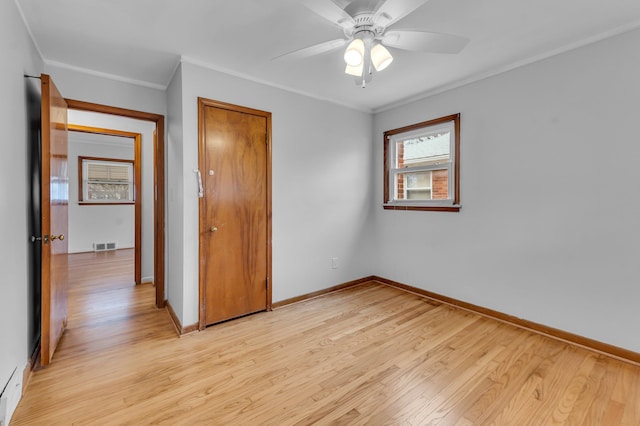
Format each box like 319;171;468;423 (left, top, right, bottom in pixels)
384;113;460;211
79;157;134;204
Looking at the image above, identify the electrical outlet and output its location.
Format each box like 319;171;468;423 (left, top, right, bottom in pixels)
331;257;338;269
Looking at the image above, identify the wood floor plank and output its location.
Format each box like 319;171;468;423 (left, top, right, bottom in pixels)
615;362;640;425
439;332;545;424
11;249;640;425
564;355;608;425
364;321;509;424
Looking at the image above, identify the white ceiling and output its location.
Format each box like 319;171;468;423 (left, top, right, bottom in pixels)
16;0;640;112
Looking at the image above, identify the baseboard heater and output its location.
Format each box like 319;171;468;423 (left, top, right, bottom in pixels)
0;367;21;426
94;242;117;252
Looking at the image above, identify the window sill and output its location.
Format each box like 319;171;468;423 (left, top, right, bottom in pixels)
383;203;460;212
79;201;135;206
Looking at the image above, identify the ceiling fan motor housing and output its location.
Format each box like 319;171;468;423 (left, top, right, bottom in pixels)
343;13;385;42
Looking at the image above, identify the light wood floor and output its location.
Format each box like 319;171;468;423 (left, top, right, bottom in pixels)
11;249;640;425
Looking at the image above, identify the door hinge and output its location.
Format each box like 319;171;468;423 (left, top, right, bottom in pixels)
266;133;269;145
266;276;269;289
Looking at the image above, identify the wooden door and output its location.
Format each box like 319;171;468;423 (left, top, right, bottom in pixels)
41;74;69;366
199;99;271;327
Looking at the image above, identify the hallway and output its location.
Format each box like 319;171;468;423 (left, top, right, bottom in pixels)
57;249;167;360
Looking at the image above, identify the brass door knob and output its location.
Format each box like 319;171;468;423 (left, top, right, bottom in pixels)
210;226;218;232
51;234;65;241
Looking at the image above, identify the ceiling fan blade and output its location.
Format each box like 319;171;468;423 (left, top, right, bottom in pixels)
301;0;356;30
373;0;430;27
382;30;469;53
273;39;348;60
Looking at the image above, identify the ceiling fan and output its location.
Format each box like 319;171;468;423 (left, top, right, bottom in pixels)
277;0;469;87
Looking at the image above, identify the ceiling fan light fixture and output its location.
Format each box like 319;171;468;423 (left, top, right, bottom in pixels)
371;43;393;71
344;38;365;66
345;62;364;77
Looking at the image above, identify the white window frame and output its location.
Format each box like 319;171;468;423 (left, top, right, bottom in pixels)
404;170;432;200
383;114;460;211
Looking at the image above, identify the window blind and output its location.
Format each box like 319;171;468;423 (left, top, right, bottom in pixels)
87;163;130;182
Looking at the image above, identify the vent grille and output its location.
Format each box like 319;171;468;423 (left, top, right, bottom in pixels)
94;242;117;252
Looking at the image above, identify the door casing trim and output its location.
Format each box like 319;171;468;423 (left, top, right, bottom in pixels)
68;124;143;285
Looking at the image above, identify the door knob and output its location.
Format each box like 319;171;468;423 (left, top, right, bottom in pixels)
210;226;218;232
50;234;65;241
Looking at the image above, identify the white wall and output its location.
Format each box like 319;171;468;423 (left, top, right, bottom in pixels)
166;63;184;318
44;64;166;117
0;0;43;401
67;133;135;253
67;111;157;282
167;60;375;326
373;27;640;353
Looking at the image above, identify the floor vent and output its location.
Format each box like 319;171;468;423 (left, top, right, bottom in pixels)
94;242;117;252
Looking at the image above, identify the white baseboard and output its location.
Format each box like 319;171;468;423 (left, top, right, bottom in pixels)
141;276;154;284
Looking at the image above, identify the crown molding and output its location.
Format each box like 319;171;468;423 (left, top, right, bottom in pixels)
180;56;372;114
